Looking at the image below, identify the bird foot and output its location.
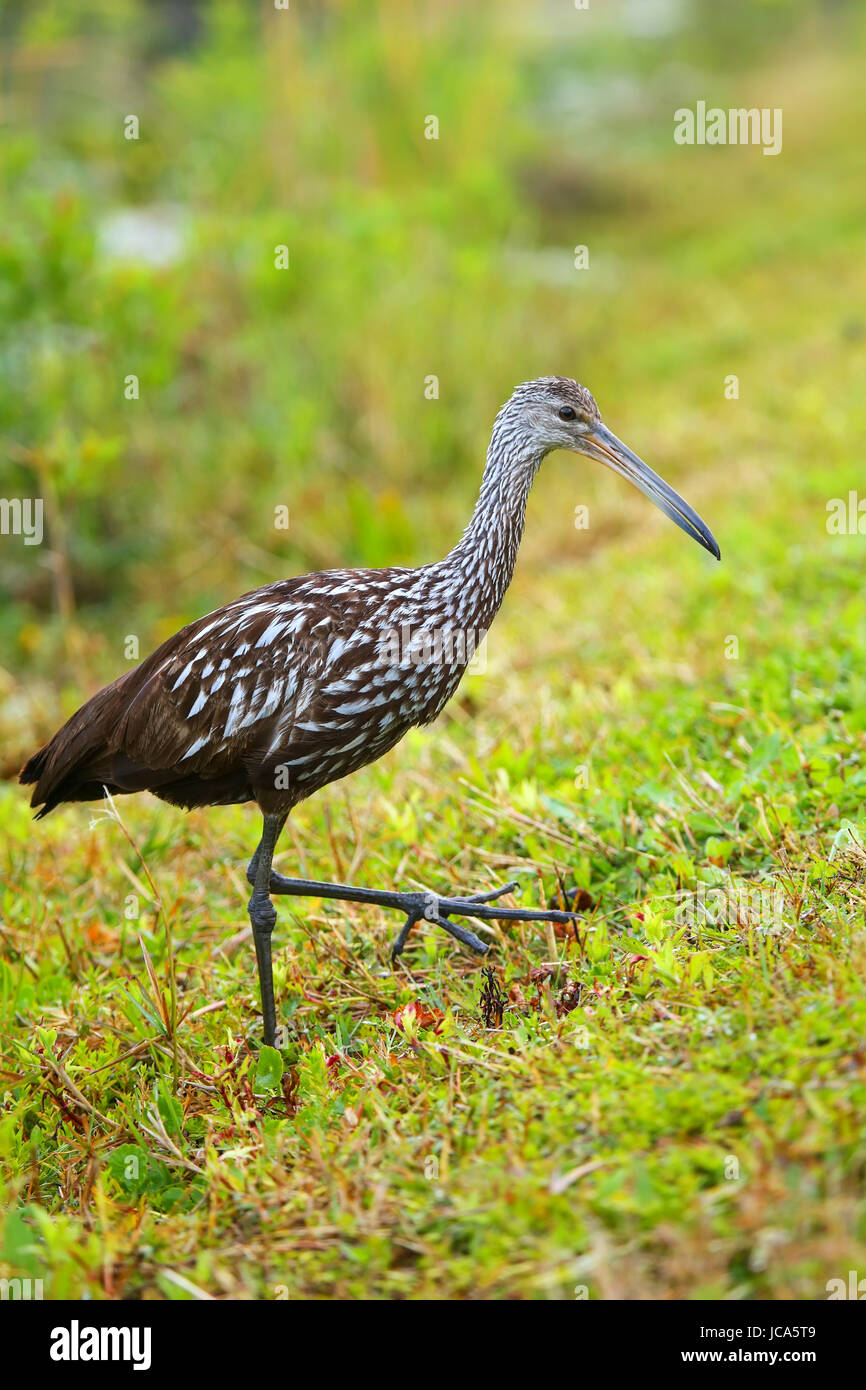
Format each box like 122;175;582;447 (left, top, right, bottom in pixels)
245;866;581;962
388;881;524;960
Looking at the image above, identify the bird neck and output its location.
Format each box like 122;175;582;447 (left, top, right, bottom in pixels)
436;432;544;631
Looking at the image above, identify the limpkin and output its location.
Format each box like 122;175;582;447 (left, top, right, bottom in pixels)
21;377;720;1046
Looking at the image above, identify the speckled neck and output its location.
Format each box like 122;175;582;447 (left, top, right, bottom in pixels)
434;425;545;632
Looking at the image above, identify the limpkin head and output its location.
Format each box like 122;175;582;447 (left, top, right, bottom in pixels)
499;377;720;560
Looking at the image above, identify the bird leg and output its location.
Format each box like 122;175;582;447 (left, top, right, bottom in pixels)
247;813;286;1047
243;854;581;963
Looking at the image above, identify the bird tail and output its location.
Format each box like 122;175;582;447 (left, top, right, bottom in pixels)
20;676;131;818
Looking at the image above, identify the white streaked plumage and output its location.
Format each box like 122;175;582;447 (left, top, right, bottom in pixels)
23;378;720;822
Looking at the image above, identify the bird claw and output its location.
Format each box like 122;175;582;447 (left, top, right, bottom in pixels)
248;867;579;961
465;880;520;904
389;878;573;960
390;906;489;962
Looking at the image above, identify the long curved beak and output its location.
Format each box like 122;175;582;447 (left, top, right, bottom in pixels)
583;422;720;560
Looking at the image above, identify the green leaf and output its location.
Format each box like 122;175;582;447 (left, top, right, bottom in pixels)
705;837;734;864
254;1046;284;1094
155;1085;184;1137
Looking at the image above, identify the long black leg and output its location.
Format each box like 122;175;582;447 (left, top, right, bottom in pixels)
243;863;581;962
247;813;286;1046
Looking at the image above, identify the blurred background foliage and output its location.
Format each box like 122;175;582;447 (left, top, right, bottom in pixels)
0;0;864;760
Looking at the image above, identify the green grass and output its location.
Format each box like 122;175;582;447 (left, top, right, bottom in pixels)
4;473;866;1298
2;2;866;1300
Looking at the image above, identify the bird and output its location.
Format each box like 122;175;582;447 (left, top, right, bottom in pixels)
20;377;720;1047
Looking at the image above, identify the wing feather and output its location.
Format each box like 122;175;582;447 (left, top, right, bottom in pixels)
22;565;418;813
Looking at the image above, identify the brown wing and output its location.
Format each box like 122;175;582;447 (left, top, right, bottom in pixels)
21;569;409;815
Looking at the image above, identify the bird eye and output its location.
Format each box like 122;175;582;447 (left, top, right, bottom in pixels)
558;406;576;421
